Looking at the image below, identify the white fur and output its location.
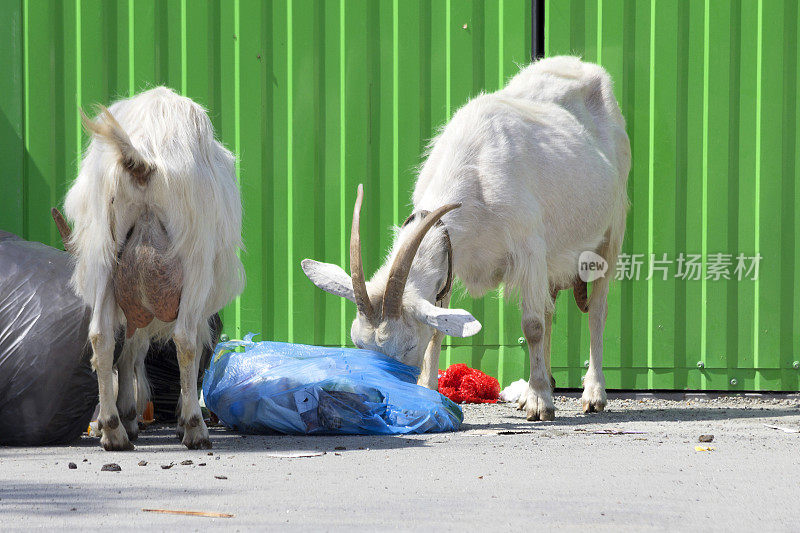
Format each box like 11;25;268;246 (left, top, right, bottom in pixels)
304;56;630;420
64;87;245;449
499;379;529;403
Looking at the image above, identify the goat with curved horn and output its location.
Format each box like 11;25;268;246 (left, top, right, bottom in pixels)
302;57;629;425
301;185;479;367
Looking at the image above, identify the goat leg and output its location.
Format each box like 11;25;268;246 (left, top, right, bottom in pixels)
115;333;150;440
582;275;609;413
543;310;555;390
90;290;134;451
174;332;211;449
517;313;555;421
418;293;452;390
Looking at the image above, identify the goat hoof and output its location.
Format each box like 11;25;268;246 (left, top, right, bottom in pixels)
581;378;607;414
100;429;134;451
102;440;135;451
181;420;211;449
518;385;556;422
184;438;212;450
581;398;606;413
527;407;555;421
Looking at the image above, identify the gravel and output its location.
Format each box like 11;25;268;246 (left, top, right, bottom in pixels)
1;393;798;531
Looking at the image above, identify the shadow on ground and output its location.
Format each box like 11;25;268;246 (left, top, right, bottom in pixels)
461;402;800;433
3;401;797;455
2;424;431;455
0;480;223;518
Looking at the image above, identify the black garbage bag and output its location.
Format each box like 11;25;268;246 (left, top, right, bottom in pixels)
0;231;97;446
0;230;223;444
142;314;222;422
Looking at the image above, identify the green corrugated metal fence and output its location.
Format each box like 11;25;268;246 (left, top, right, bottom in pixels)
1;0;798;390
546;0;800;391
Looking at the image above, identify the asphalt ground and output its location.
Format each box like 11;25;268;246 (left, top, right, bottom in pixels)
1;393;799;531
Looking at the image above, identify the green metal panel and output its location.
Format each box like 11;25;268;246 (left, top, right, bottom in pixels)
1;0;798;391
0;0;533;383
0;0;24;237
545;0;800;391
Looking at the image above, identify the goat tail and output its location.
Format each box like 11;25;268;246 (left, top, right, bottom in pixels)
80;105;153;186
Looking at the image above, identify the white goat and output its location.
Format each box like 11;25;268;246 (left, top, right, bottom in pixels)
60;87;244;450
302;56;630;420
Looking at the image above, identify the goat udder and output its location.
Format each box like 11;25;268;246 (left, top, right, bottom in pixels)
113;213;183;337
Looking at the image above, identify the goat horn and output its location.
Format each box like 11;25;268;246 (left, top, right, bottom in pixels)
51;207;73;254
382;203;461;319
350;184;376;321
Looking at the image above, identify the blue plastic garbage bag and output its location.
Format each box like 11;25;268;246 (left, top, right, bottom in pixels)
203;334;462;435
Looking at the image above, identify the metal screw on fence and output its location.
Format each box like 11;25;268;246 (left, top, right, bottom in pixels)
518;337;525;345
220;334;230;342
697;361;705;369
793;361;800;370
584;360;590;369
730;378;738;386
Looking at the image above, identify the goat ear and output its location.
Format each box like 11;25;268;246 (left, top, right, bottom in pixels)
301;259;356;303
412;298;482;338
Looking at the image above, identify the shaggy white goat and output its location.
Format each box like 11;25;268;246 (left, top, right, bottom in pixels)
302;56;630;420
60;87;244;450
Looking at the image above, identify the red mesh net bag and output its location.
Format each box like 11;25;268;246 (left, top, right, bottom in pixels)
437;364;500;404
